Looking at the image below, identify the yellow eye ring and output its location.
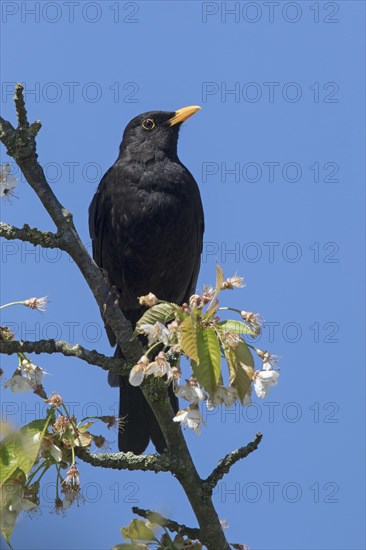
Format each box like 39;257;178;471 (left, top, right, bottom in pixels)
142;118;156;131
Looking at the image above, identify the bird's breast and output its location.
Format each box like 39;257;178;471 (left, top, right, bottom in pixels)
109;160;197;225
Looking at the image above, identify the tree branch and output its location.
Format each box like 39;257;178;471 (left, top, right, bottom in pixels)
14;82;30;129
203;433;263;494
0;339;128;376
0;222;63;249
0;83;142;364
132;506;200;540
75;448;174;473
140;379;230;549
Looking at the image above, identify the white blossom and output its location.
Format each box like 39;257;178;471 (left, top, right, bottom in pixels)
240;311;263;336
138;292;158;307
129;353;173;386
0;163;18;198
221;275;245;290
255;349;279;370
175;382;207;403
49;443;62;463
24;296;48;312
167;319;180;336
64;465;80;487
144;351;173;380
129;364;145;386
129;356;150;387
263;354;279;371
22;359;46;388
8;493;35;513
253;370;279;399
189;294;202;308
202;285;215;303
173;406;203;435
220;330;241;349
207;385;239;409
139;321;170;345
4;374;32;393
45;393;63;408
33;432;62;463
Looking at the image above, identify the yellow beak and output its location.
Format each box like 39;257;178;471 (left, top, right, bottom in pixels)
168;105;201;126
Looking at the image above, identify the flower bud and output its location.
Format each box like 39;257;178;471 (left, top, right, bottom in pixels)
0;326;14;341
138;292;158;307
221;275;245;290
45;393;63;408
189;294;202;308
24;297;48;311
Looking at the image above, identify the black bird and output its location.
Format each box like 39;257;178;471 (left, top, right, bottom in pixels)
89;106;204;454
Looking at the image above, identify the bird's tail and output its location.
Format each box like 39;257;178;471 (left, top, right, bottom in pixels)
114;346;178;454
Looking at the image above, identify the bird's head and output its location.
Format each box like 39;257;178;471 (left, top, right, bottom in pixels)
118;106;201;161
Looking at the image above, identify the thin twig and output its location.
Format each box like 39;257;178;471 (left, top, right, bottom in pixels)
203;433;263;494
14;83;29;129
0;222;63;249
132;506;200;539
75;448;174;473
0;339;128;376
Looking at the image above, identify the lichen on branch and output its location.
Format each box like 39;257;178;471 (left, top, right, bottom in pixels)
0;338;128;376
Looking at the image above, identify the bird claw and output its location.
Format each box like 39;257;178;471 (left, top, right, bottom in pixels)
101;269;120;312
101;267;111;285
104;285;119;312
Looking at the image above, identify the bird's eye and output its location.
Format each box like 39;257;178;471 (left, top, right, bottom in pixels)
141;118;156;131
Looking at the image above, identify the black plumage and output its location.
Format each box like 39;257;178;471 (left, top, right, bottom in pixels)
89;106;204;454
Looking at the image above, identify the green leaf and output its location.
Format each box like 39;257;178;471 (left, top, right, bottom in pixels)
0;475;36;545
121;519;156;542
217;320;255;336
135;302;178;331
234;359;253;404
215;262;224;294
179;315;199;363
0;419;48;488
225;347;236;384
0;501;17;547
194;325;221;396
224;340;254;404
205;263;224;318
235;339;255;370
78;421;93;433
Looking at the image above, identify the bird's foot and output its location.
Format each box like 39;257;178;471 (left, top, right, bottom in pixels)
102;268;120;312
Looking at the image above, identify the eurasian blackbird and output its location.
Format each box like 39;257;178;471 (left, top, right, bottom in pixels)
89;106;204;454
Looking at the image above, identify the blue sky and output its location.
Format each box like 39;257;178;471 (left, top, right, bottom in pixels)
0;1;365;549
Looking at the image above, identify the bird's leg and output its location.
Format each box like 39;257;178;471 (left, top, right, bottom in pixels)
101;268;120;313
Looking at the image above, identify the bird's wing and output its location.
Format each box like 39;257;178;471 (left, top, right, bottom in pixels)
88;167;112;268
178;164;205;303
183;211;204;303
88;167;117;346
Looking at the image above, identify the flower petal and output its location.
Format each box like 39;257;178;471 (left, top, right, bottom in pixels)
50;443;62;462
129;364;145;386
